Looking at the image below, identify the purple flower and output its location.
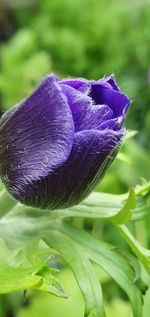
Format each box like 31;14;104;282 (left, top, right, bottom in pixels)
0;74;131;209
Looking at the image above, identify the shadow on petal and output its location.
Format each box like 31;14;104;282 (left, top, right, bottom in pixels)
90;86;131;116
0;75;74;200
22;129;124;209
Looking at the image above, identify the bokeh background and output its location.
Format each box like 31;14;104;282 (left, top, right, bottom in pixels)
0;0;150;316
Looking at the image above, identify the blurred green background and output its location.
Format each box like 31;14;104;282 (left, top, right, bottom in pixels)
0;0;150;316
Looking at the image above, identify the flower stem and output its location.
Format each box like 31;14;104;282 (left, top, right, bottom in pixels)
0;189;17;217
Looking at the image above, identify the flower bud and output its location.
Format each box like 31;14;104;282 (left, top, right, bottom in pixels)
0;74;131;209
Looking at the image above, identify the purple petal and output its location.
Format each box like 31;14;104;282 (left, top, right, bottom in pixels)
76;104;114;131
61;84;115;132
60;78;90;93
90;81;113;90
102;75;120;91
90;75;119;91
60;83;92;131
60;75;119;93
0;75;74;196
99;116;124;131
90;86;131;116
19;129;124;209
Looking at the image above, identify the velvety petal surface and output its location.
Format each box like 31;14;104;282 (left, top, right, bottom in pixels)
60;83;92;131
20;129;124;209
60;75;120;93
79;104;114;131
60;78;90;93
102;76;120;91
90;86;130;116
0;75;74;198
99;116;124;131
60;84;115;132
90;81;112;90
0;73;131;209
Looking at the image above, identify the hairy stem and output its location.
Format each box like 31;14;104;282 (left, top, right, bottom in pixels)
0;189;17;217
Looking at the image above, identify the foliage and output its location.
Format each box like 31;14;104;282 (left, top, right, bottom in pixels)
0;179;150;317
0;1;150;316
0;0;150;148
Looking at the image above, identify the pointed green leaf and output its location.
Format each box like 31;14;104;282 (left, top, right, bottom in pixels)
117;224;150;275
0;181;150;249
37;267;68;298
0;239;42;293
110;188;136;225
117;152;132;164
143;287;150;317
59;223;143;317
0;238;66;298
45;231;106;317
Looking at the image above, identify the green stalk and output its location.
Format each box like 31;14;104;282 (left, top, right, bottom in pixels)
0;189;17;217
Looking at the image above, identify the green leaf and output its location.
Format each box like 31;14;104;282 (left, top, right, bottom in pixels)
109;188;136;225
0;238;66;297
0;182;149;248
0;196;127;248
0;190;17;216
0;181;4;193
117;224;150;275
0;192;136;248
113;248;141;283
58;222;143;317
0;239;42;293
45;231;106;317
0;182;149;313
125;130;138;140
117;152;132;164
0;182;148;255
143;287;150;317
37;267;68;298
131;193;150;221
